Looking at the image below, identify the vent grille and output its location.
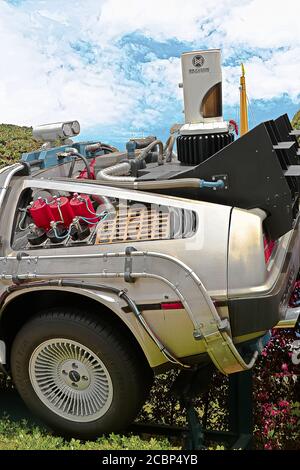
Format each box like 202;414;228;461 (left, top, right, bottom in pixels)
265;118;299;222
177;132;234;165
96;205;171;244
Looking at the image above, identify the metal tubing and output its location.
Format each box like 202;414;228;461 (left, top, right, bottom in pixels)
0;164;26;208
85;177;224;191
1;249;258;374
0;279;188;369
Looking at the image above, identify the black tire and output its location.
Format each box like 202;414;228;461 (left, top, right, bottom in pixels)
11;308;153;440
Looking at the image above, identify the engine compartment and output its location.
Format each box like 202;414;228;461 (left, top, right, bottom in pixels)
12;187;196;250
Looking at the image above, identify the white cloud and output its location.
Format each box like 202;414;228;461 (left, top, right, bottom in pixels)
0;0;299;137
96;0;224;43
222;0;300;49
223;47;300;104
0;1;142;128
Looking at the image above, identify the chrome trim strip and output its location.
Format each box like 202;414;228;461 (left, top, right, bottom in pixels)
0;340;6;364
0;164;25;208
0;249;258;375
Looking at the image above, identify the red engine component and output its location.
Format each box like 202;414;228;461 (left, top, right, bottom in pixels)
48;196;75;226
70;193;98;223
29;197;53;231
29;194;100;231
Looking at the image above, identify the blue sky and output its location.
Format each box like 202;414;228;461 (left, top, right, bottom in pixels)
0;0;299;149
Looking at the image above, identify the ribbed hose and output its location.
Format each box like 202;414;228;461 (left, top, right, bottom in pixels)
96;140;164;183
132;178;203;190
97;161;134;182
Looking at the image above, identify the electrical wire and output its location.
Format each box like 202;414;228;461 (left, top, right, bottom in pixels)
52;213;108;239
18;208;30;231
79;213;109;225
57;203;65;225
19;194;109;242
79;196;109;219
52;223;74;240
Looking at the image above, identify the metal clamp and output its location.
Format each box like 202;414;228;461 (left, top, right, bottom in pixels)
124;246;137;283
211;174;229;190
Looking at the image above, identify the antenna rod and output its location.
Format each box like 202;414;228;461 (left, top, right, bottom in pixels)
240;64;249;136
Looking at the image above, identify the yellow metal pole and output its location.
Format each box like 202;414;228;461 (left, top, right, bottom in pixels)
240;64;249;136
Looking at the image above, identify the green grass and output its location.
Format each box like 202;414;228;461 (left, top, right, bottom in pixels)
0;377;176;450
0;416;174;451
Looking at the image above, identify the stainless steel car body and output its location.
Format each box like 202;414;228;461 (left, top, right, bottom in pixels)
0;163;299;375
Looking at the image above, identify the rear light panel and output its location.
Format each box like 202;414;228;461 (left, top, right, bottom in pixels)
264;234;276;264
161;301;184;310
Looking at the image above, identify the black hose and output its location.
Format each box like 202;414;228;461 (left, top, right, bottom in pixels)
67;157;76;178
26;159;43;168
68;153;92;179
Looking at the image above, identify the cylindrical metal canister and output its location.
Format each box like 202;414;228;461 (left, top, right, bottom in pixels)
70;193;98;223
29;197;54;230
48;196;75;227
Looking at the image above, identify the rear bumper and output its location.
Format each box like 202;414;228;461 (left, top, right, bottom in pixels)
228;219;300;337
275;306;300;329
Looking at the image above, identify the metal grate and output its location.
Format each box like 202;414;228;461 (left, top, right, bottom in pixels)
95;204;170;244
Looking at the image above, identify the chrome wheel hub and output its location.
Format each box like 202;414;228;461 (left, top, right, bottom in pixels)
29;339;113;422
59;359;91;390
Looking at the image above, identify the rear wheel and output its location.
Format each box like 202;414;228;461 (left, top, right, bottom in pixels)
11;308;153;439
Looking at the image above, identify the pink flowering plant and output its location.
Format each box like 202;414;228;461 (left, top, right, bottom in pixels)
253;328;300;450
140;328;300;449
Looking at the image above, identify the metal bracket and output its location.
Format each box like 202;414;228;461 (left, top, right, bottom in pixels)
124;246;137;283
211;174;229;190
284;165;300;177
16;252;30;261
218;318;230;332
193;329;203;340
273;141;295;150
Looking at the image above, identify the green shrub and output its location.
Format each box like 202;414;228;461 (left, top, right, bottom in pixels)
0;416;173;450
138;329;300;450
0;124;40;166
